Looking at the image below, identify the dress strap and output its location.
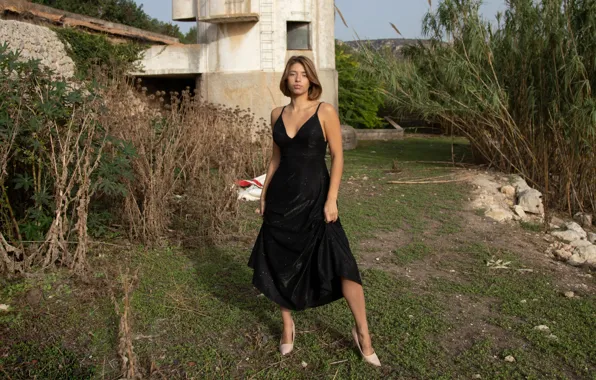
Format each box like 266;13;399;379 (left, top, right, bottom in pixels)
315;102;324;114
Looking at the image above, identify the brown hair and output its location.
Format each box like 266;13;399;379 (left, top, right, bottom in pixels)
279;55;323;100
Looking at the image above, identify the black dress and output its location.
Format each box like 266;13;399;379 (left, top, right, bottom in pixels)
248;103;362;311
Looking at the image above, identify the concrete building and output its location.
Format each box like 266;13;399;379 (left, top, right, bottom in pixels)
135;0;338;124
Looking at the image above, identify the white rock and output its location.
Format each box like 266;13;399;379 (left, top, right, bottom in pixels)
504;355;516;363
569;245;596;267
564;222;587;239
0;304;9;311
533;325;550;332
573;212;593;228
301;361;308;368
500;185;516;198
513;205;527;219
511;175;530;193
551;230;583;243
570;239;592;248
564;291;575;298
517;188;544;214
485;207;514;222
587;232;596;244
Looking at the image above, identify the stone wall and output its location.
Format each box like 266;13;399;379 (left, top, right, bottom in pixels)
354;129;405;141
0;20;75;79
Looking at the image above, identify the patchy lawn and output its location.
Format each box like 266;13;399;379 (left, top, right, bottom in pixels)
1;137;595;379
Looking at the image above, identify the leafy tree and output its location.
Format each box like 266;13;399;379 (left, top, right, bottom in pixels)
336;42;384;129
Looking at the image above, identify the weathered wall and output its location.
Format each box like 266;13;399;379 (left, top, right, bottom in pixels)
133;45;203;76
0;20;75;79
200;68;338;125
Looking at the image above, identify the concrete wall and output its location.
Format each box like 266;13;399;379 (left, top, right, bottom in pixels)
200;68;337;123
0;20;75;79
195;0;338;125
133;45;203;76
163;0;338;126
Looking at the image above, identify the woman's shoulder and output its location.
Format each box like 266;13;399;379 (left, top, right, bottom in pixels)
317;102;339;120
270;106;285;124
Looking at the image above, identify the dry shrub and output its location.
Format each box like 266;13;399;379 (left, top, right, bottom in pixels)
100;78;271;245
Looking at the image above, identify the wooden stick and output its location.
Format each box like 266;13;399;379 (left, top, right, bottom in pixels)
388;175;474;184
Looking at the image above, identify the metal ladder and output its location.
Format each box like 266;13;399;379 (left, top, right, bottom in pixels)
260;0;274;71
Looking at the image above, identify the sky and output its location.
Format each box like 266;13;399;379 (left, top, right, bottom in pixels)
133;0;507;41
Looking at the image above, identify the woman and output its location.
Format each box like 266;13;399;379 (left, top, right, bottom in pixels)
248;56;380;367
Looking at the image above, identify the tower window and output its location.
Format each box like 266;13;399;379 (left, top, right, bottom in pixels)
287;22;311;50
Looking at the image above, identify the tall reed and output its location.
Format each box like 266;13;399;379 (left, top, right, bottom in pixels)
362;0;596;216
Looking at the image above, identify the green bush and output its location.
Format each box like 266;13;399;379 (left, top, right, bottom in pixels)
336;42;385;129
0;43;132;245
53;27;145;77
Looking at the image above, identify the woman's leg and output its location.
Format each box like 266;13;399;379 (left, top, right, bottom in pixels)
342;278;374;355
280;306;294;343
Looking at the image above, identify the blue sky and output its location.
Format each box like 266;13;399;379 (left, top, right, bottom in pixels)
133;0;507;40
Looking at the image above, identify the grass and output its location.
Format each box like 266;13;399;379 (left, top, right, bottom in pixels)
1;136;595;379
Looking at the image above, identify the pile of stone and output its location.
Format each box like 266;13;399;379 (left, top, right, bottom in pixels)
482;175;544;222
472;173;595;269
547;219;596;269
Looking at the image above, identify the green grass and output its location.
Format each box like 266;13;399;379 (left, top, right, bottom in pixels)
1;136;595;379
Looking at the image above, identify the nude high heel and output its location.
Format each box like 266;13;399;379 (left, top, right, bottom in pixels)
279;321;295;356
351;326;381;367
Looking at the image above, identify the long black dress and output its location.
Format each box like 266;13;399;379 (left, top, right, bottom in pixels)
248;103;362;311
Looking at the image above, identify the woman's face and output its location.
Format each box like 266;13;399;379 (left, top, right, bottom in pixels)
287;62;310;97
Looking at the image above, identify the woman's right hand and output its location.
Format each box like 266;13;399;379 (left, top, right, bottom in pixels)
259;199;265;217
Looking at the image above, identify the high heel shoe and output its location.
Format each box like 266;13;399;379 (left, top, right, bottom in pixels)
351;326;381;367
279;321;295;356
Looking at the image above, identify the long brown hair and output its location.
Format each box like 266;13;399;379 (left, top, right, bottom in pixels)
279;56;323;100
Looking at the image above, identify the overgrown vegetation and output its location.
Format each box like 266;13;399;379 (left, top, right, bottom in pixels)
336;42;385;129
361;0;596;216
2;138;594;378
31;0;185;39
53;27;145;77
0;44;270;277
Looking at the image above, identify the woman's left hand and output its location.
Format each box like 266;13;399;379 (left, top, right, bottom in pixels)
324;199;338;223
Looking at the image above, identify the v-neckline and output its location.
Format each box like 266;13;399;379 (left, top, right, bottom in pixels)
280;104;320;140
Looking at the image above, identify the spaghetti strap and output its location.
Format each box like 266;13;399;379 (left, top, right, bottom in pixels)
315;102;323;113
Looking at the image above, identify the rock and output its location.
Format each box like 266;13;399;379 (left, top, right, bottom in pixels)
554;249;572;261
511;175;530;193
504;355;516;363
564;222;588;239
517;188;544;214
547;334;558;341
564;291;575;298
473;375;482;379
551;230;584;243
568;245;596;267
533;325;550;332
513;205;527;219
301;361;308;368
500;185;516;198
340;125;358;150
485;207;514;222
550;216;565;227
587;232;596;244
573;212;593;228
0;304;9;311
570;239;592;248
